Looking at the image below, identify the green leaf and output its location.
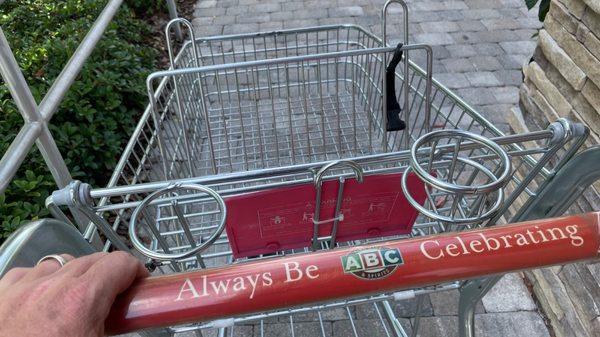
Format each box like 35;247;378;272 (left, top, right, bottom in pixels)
0;0;158;240
538;0;550;21
525;0;539;10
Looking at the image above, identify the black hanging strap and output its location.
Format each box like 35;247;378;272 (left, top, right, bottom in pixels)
385;43;406;132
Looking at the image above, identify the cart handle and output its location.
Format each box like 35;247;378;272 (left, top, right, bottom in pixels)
382;0;409;48
106;212;600;335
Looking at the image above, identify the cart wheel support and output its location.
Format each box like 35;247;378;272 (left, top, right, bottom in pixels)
457;145;600;337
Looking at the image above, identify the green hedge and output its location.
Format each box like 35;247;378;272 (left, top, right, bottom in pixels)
0;0;158;238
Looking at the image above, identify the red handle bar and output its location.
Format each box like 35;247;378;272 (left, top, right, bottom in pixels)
106;212;600;335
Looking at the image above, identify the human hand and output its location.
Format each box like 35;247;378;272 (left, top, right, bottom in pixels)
0;251;148;337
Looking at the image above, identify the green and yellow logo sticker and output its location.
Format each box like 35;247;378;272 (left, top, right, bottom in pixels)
341;247;403;280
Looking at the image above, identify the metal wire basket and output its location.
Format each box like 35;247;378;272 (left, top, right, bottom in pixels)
47;2;589;336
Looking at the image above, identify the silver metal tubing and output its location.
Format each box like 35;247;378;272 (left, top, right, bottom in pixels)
401;158;506;224
43;19;590;335
0;0;125;227
129;183;227;261
166;18;196;177
381;300;409;337
310;160;364;250
382;0;410;150
184;23;504;142
84;128;555;200
312;160;364;187
457;146;600;337
410;130;511;195
147;44;432;82
165;0;183;41
193;24;372;43
382;1;409;48
0;28;91;228
0;30;38;120
0;122;41;192
0;28;73;192
38;0;124;121
82;29;197;241
36;125;74;192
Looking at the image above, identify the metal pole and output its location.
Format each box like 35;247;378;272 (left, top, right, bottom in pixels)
166;0;183;41
382;0;409;150
38;0;124;121
0;28;73;191
0;0;126;192
0;0;126;233
0;123;41;192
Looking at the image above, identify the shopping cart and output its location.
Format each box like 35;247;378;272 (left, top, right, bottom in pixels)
31;0;596;336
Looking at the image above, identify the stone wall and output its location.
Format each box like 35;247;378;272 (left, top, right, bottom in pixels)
509;0;600;336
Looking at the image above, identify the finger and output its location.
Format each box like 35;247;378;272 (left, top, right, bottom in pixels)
20;254;74;282
80;252;148;314
0;267;29;288
54;252;109;278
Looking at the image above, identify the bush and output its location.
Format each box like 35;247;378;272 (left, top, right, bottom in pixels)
0;0;157;239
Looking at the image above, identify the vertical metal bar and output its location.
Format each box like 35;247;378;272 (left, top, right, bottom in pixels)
410;295;424;337
317;312;327;337
346;307;359;337
0;28;94;229
381;301;409;337
166;19;195;177
311;184;324;250
382;0;409;151
187;28;217;175
317;59;326;156
171;200;206;268
38;0;125;121
147;83;171;179
233;66;249;170
301;60;312;159
351;54;358;153
251;64;266;168
284;63;296;163
266;62;280;162
0;28;74;187
329;177;345;247
289;315;295;337
457;140;596;337
165;0;183;41
0;123;41;192
335;56;341;153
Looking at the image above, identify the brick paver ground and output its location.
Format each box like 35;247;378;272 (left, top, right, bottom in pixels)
193;0;542;132
184;1;550;336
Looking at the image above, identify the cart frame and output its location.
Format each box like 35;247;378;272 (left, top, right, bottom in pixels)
0;1;598;337
47;2;591;335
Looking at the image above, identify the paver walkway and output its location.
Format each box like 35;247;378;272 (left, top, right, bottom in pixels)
193;0;542;133
187;1;549;336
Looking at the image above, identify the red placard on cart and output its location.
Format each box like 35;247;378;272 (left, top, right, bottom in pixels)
224;172;427;258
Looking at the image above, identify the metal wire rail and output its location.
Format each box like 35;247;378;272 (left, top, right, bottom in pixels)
48;121;588;337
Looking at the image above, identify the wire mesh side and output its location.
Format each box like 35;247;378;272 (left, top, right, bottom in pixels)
56;24;590;337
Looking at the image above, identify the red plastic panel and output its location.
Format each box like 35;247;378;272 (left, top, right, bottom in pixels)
224;172;427;258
